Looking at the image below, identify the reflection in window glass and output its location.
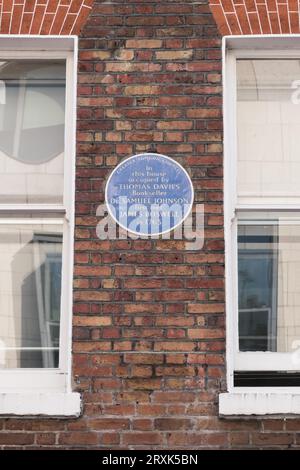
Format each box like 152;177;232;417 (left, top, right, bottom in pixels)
0;60;66;204
237;59;300;202
0;224;62;368
238;215;300;353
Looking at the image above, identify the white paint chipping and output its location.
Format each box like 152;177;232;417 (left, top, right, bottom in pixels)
219;392;300;416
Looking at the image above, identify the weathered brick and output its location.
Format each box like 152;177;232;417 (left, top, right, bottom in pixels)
126;39;162;49
188;328;224;339
154;418;193;431
251;433;294;446
73;316;111;327
122;432;161;446
58;433;99;446
0;433;34;445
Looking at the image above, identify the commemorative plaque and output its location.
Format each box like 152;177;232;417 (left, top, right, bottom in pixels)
105;153;194;236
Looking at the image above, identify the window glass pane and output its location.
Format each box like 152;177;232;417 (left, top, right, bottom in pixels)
238;213;300;353
0;60;66;204
0;223;62;368
237;59;300;202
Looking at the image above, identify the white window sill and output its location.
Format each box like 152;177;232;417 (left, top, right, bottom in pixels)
0;392;81;417
219;392;300;416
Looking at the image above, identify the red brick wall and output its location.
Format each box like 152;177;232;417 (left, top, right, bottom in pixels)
73;0;227;449
0;0;300;450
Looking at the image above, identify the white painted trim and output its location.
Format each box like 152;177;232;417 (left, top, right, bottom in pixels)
0;50;72;59
225;34;300;51
223;35;300;400
236;204;300;211
223;40;238;392
220;392;300;416
238;217;300;225
0;392;81;417
0;36;78;404
0;35;76;51
0;218;64;225
0;204;66;213
230;386;300;394
228;49;300;59
0;370;67;392
236;352;300;371
64;35;78;393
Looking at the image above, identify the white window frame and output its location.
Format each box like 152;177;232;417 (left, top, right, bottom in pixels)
0;36;80;417
220;35;300;416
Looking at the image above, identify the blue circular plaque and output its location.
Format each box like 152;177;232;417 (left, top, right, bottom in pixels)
105;153;194;236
